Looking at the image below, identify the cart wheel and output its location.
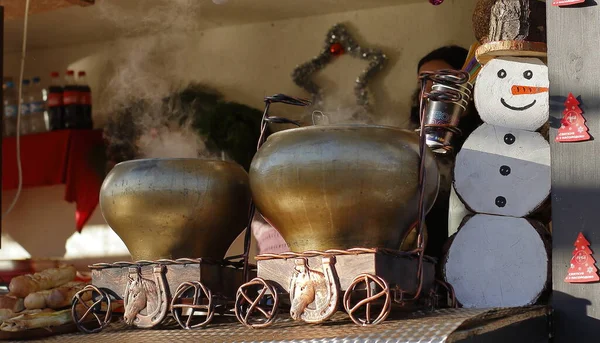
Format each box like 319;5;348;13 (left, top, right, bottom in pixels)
235;277;279;328
171;281;214;329
343;274;391;326
71;285;114;333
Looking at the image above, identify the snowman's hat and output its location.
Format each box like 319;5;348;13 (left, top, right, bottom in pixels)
472;0;547;65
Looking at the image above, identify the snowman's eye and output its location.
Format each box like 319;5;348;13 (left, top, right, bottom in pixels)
497;69;507;79
523;70;533;80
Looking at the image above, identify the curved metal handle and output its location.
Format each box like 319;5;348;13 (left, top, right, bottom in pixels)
264;94;312;107
264;116;301;127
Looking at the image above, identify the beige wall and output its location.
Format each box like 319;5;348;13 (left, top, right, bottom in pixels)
1;1;477;261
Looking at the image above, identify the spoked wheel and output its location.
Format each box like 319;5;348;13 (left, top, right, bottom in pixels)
171;281;214;329
343;274;391;326
71;285;114;333
235;277;279;328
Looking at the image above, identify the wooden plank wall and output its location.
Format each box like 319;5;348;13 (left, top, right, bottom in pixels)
548;1;600;342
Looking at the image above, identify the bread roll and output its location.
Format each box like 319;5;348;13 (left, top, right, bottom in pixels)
0;295;24;312
0;308;45;323
24;281;86;310
0;309;71;332
0;309;15;323
47;282;89;309
23;290;52;310
9;266;76;298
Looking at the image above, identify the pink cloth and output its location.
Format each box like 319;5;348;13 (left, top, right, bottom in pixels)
251;213;289;254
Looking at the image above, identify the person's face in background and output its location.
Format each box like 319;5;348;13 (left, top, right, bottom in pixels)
410;59;454;126
418;59;454;93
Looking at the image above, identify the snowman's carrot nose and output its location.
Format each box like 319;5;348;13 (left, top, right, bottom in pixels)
511;85;549;95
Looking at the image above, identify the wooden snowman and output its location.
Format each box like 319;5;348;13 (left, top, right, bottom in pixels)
443;0;551;309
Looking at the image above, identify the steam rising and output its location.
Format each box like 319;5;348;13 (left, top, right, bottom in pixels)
306;103;403;128
98;0;215;161
99;0;407;162
305;102;373;126
137;125;215;160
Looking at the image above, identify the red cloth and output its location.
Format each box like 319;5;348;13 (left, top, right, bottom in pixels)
2;130;104;232
2;130;71;189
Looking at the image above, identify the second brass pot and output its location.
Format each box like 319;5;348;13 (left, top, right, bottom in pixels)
250;125;440;252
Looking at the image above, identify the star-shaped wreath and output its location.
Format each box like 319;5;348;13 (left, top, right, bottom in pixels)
291;23;387;111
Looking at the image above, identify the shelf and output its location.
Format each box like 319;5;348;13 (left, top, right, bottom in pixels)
30;307;550;342
0;0;94;20
2;0;410;53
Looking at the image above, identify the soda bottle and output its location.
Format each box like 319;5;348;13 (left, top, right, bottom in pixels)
77;71;93;129
19;79;31;135
29;77;48;133
47;72;64;131
63;70;79;129
3;81;18;137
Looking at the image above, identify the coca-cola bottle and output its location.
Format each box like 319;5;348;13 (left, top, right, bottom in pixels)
77;71;93;129
62;70;79;129
47;72;64;131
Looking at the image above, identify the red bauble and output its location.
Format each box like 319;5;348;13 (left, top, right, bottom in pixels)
329;43;344;56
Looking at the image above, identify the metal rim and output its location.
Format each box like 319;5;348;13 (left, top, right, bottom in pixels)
71;285;113;334
234;277;280;328
171;281;215;329
343;274;391;326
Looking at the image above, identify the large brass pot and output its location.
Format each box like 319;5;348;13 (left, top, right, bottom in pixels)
100;158;251;261
250;125;439;252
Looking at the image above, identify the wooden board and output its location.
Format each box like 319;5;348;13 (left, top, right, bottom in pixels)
547;2;600;342
0;0;94;20
454;123;551;217
257;252;436;295
443;214;551;308
476;41;547;65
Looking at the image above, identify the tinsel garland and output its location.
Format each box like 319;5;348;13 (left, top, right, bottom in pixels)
291;23;387;111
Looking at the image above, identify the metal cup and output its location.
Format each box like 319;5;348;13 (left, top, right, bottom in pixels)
423;82;472;153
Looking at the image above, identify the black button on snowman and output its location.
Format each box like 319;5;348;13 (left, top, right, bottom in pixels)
503;133;515;145
454;57;551;218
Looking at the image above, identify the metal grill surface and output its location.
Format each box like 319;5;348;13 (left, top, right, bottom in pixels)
23;307;546;343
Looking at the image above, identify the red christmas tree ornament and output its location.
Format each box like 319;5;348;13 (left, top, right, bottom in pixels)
565;232;600;283
556;93;591;142
329;43;345;56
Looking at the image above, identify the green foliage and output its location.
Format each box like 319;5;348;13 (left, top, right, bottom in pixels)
104;83;263;172
165;83;263;171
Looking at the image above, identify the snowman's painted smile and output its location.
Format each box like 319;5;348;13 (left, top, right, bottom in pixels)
500;98;537;111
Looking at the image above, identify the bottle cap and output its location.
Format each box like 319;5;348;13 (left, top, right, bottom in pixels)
51;72;60;78
22;79;30;85
5;81;14;88
78;71;86;77
66;70;75;76
32;77;41;83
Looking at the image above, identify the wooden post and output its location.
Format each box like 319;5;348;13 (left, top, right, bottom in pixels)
548;1;600;342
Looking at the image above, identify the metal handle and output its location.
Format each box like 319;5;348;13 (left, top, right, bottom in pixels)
242;94;312;282
418;69;472;154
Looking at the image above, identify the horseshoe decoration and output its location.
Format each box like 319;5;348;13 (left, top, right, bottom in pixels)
289;256;340;323
122;265;169;328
